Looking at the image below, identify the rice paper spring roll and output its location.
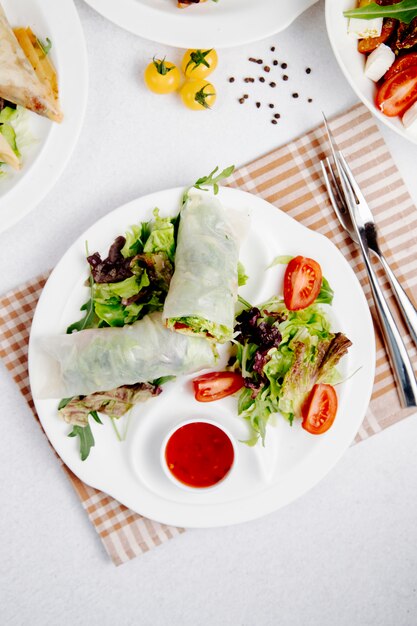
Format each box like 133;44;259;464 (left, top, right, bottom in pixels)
163;191;247;343
36;312;216;398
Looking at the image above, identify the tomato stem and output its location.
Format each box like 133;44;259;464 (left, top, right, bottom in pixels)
186;49;212;73
152;56;173;76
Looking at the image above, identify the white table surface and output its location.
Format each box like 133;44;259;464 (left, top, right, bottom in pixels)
1;1;417;624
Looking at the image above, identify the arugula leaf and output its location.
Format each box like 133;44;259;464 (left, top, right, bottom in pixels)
152;375;176;386
68;423;95;461
344;1;417;24
182;165;235;203
36;36;52;56
58;397;73;410
90;410;103;425
67;276;98;333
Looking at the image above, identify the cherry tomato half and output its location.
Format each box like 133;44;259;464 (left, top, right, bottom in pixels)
193;371;244;402
301;384;338;435
376;67;417;117
283;256;323;311
384;52;417;82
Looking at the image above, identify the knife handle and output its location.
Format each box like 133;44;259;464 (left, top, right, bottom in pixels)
376;252;417;349
361;246;417;408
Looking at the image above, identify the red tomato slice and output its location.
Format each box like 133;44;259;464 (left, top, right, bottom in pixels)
193;371;244;402
384;52;417;82
301;384;338;435
376;67;417;117
174;322;189;330
283;256;323;311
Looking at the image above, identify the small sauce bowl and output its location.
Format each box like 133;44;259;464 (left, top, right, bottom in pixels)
160;418;237;491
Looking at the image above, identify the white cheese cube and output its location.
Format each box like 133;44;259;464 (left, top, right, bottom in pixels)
402;102;417;137
364;44;395;82
348;17;383;39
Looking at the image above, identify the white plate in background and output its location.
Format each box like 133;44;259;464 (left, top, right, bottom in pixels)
0;0;88;234
83;0;318;49
326;0;417;145
28;186;375;527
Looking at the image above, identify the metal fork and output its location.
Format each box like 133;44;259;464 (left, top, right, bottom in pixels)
320;116;417;408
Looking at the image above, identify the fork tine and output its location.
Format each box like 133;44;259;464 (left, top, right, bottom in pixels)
323;157;349;214
320;160;351;233
322;113;357;211
322;113;340;169
338;151;368;206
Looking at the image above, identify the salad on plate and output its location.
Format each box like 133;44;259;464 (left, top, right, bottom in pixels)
345;0;417;135
34;168;353;464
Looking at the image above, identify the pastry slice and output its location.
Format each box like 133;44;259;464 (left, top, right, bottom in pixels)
0;4;62;122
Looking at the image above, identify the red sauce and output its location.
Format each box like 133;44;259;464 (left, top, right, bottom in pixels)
165;422;234;488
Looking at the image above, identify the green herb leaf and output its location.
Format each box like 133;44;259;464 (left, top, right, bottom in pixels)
182;165;235;204
89;410;103;425
68;423;95;461
36;36;52;56
344;0;417;24
58;397;73;410
66;276;98;333
152;56;174;75
152;375;176;386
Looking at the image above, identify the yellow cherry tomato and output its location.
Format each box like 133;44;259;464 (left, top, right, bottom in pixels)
180;79;216;110
144;57;181;94
181;49;218;79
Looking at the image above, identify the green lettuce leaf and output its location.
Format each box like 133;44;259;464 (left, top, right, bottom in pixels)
121;209;175;260
315;277;334;305
278;332;352;419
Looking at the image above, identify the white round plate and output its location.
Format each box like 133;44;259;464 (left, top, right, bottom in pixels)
29;186;375;528
0;0;88;234
83;0;318;49
326;0;417;145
